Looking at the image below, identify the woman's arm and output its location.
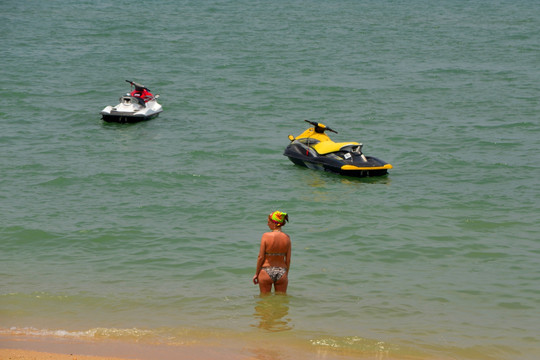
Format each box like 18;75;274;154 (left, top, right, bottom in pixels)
253;236;266;284
285;235;291;271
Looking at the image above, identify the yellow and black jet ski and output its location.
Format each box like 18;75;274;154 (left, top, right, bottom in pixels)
284;120;392;177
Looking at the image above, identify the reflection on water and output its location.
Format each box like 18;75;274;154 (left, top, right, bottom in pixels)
300;168;392;190
252;294;292;332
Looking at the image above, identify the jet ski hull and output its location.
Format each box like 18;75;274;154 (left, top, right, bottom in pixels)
284;143;391;177
101;111;161;124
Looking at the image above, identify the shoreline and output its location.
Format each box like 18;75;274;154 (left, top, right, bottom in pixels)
0;349;128;360
0;333;433;360
0;334;391;360
0;335;247;360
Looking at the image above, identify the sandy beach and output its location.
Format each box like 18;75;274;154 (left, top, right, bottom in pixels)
0;349;129;360
0;336;247;360
0;345;243;360
0;334;414;360
0;347;412;360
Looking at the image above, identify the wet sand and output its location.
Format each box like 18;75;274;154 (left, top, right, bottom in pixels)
0;336;246;360
0;334;426;360
0;349;127;360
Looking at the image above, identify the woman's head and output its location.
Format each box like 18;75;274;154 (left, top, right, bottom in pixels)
268;211;289;227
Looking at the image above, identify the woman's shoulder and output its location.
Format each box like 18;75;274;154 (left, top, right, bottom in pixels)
278;232;291;241
262;231;290;239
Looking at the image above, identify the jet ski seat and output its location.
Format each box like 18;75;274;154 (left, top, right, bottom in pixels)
313;141;362;155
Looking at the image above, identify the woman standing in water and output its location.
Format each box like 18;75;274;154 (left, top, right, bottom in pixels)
253;211;291;294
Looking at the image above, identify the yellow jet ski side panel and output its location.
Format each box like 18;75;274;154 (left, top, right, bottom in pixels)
341;164;393;171
313;141;361;155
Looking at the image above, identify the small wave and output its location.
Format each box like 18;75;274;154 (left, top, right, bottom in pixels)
1;327;89;339
308;335;425;359
497;302;534;310
0;326;192;346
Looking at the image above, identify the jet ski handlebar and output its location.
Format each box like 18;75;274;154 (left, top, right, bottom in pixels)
125;79;150;91
304;119;338;134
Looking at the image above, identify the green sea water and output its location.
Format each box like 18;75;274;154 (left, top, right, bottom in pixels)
1;1;539;359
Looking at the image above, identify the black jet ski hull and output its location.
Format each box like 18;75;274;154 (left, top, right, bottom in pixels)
101;112;160;124
284;144;391;177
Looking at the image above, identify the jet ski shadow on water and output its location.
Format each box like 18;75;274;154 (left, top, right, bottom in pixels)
284;120;393;178
101;80;163;124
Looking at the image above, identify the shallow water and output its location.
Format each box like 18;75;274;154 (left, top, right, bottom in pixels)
1;1;540;359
